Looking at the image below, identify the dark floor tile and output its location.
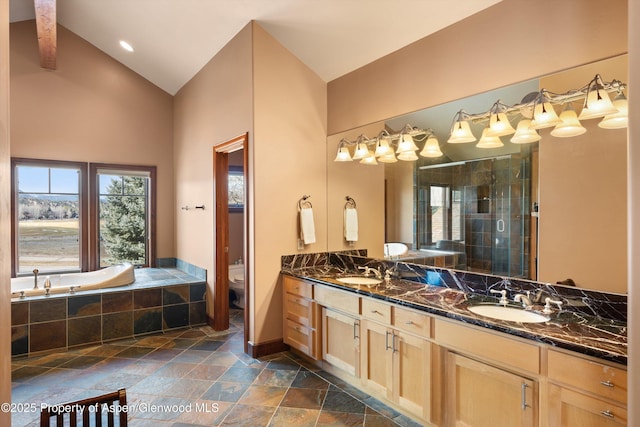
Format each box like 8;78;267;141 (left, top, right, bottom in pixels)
218;366;262;384
10;365;51;382
265;356;302;371
185;364;228;381
280;388;326;410
364;414;400;427
269;407;319;427
238;385;288;407
58;355;105;370
253;368;297;387
175;400;234;426
190;339;224;352
163;378;213;399
322;389;366;414
201;381;249;403
154;361;198;378
114;345;156;359
143;347;183;361
316;410;365;426
161;337;198;350
218;403;276;426
291;369;331;390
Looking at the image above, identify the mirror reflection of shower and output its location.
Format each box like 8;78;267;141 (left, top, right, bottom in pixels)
416;151;532;278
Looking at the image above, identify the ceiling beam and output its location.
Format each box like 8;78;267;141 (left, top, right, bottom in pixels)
34;0;56;70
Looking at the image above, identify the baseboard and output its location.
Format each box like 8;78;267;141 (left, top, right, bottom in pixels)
247;339;289;358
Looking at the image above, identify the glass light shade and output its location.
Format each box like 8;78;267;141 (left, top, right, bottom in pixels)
510;120;541;144
598;93;628;129
487;112;515;137
578;88;618;120
476;128;504;148
397;150;419;161
419;136;443;157
378;153;398;163
550;106;586;137
374;138;393;157
360;153;378;165
448;120;476;143
531;102;561;129
334;146;352;162
396;134;419;153
352;142;370;160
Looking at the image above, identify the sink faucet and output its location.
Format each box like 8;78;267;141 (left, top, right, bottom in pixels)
33;268;39;289
358;266;382;279
514;293;533;308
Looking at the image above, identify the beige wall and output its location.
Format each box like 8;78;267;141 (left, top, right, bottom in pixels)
327;123;385;255
0;0;11;422
173;24;253;322
628;0;639;417
537;56;627;292
10;21;175;259
328;0;627;135
252;24;327;342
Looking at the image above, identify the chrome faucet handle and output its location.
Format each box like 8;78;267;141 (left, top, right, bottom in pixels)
543;298;563;314
514;293;533;308
358;266;372;277
490;289;508;305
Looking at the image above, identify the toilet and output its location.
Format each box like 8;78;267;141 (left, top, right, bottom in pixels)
228;264;245;308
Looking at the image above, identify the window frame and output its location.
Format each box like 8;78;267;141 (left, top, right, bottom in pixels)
89;163;156;270
11;158;88;277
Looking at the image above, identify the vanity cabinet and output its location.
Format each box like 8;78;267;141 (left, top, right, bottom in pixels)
360;300;433;422
546;350;627;426
434;318;539;427
282;276;320;359
316;285;361;377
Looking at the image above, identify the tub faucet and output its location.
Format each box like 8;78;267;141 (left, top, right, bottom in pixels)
33;268;39;289
43;276;52;290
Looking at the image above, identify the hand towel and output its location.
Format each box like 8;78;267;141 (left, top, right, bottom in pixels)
300;207;316;244
344;207;358;242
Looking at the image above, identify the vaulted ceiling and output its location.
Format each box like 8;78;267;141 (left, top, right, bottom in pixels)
10;0;502;95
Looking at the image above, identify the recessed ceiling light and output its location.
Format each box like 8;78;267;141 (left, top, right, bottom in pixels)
119;40;134;52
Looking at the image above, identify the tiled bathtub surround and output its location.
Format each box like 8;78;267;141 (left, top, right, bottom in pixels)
11;264;207;357
281;251;627;364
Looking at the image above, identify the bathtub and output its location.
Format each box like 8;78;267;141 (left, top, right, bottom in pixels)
11;263;135;298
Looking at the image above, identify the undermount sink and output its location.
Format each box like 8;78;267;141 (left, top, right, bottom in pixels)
467;304;550;323
336;276;383;286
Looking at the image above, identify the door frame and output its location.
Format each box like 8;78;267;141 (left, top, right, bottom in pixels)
213;133;249;353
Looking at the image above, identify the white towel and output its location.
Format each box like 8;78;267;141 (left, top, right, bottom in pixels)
300;207;316;244
344;207;358;242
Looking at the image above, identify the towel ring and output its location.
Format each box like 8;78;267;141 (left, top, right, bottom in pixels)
345;196;356;209
298;195;312;210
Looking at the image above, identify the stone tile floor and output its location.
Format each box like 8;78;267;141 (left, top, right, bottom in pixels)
10;310;422;426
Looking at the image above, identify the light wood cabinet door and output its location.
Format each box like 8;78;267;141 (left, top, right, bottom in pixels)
393;329;431;421
547;384;627;426
446;352;537;427
360;319;393;398
322;307;360;377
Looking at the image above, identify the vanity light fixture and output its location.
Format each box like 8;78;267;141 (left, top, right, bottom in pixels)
334;139;353;162
476;128;504;148
530;94;561;129
598;92;628;129
419;135;443;157
447;110;477;143
352;135;373;160
119;40;134;52
396;125;420;153
487;101;516;137
578;74;618;120
550;104;586;137
510;119;541;144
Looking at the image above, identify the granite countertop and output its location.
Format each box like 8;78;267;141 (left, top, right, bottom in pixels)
283;266;627;366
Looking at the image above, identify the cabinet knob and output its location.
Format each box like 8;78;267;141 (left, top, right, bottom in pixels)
600;410;614;418
600;380;614;388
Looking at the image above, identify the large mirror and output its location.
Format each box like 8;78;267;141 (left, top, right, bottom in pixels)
327;54;627;294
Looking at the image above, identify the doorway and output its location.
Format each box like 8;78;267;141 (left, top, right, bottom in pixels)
213;133;249;353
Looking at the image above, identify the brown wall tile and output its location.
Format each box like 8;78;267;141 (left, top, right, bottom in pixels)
102;291;133;313
30;320;66;352
30;299;66;323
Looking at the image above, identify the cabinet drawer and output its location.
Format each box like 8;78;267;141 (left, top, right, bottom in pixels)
284;293;314;327
361;298;391;324
393;306;431;338
283;276;313;299
315;285;360;315
434;318;540;374
285;319;316;358
548;383;627;425
548;350;627;404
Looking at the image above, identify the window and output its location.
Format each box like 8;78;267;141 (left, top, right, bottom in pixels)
90;164;156;269
11;159;88;275
228;166;244;212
